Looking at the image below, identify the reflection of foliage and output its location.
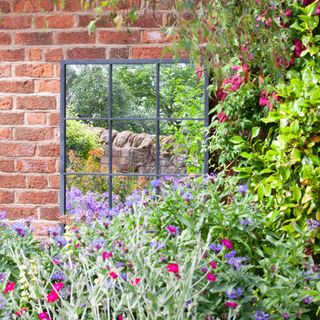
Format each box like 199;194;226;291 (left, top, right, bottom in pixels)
113;176;149;202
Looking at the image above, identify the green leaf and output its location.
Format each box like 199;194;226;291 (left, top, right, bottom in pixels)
251;127;260;139
229;136;244;144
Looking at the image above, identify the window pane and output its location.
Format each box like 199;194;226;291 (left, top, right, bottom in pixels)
112;64;156;118
160;63;204;119
66;64;109;121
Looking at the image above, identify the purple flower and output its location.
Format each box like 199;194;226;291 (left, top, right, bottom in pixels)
200;267;209;273
282;313;289;319
150;241;166;250
51;271;65;282
240;218;253;226
166;225;180;236
47;226;60;237
185;298;193;307
182;192;193;202
0;294;7;309
91;238;106;250
254;311;270;320
225;250;237;259
54;236;67;247
303;296;312;304
116;262;124;268
226;256;247;270
209;243;223;252
11;221;28;237
120;273;127;281
306;219;320;231
150;179;162;189
226;287;243;299
237;184;248;194
0;211;6;220
0;273;7;283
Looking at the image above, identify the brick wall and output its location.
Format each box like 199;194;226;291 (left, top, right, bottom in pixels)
0;0;173;235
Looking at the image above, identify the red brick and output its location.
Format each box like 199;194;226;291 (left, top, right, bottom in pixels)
0;65;11;77
15;127;54;141
49;175;59;188
0;128;13;140
17;190;58;204
56;31;95;45
14;0;53;12
131;13;163;28
0;1;11;13
0;113;24;125
0;32;10;45
131;46;171;59
0;16;31;29
16;159;56;173
35;15;74;29
26;112;46;125
0;142;35;157
109;47;129;59
15;64;54;78
40;206;60;220
0;160;14;172
99;30;140;44
48;112;59;126
37;143;59;157
78;15;114;28
59;0;82;11
0;175;26;188
44;48;63;62
17;96;56;110
66;47;106;60
0;97;12;110
0;80;34;93
0;191;14;204
27;175;48;188
36;80;60;93
142;30;172;43
0;49;25;61
15;32;53;46
0;206;37;219
28;48;42;61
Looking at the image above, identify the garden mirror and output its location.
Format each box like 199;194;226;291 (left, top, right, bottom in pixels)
60;60;209;213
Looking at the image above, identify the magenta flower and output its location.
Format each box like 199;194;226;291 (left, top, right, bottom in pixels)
259;91;273;111
207;273;217;282
224;74;243;91
285;9;292;16
166;225;180;236
130;278;141;286
195;66;203;81
47;291;59;303
102;251;113;260
220;239;233;250
109;272;118;279
166;263;179;273
15;308;28;316
293;39;303;57
224;301;239;308
216;88;227;101
53;282;64;291
209;261;217;269
3;281;15;293
38;312;51;320
217;111;228;123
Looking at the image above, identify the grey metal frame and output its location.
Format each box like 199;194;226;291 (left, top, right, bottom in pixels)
60;59;209;215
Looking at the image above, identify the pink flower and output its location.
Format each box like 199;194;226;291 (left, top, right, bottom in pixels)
259;91;273;111
130;278;141;286
285;9;292;16
102;251;113;260
38;312;51;320
272;92;280;102
231;65;241;71
293;39;303;57
217;111;228;123
207;273;217;282
224;74;243;91
15;308;28;316
47;290;59;303
220;239;233;250
209;261;217;269
224;301;239;308
242;63;250;73
166;263;179;273
3;282;15;293
117;315;124;320
53;282;64;291
315;5;320;15
195;66;203;81
109;272;118;279
216;88;227;101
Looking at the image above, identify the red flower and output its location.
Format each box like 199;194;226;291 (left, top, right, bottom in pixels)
47;290;59;303
117;315;124;320
53;282;64;291
166;263;179;273
293;39;304;57
102;251;113;260
216;88;227;101
207;273;217;282
109;272;118;279
130;278;141;286
15;308;28;316
38;312;51;320
209;261;217;269
224;301;239;308
3;282;15;293
285;9;292;16
220;239;233;250
217;111;228;123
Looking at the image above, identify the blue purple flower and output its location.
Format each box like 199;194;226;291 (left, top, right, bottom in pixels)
282;313;289;319
240;218;253;226
150;241;166;250
225;250;237;259
237;184;248;194
0;211;6;220
303;295;312;304
150;179;162;189
54;236;67;247
91;238;106;250
226;287;243;299
0;294;7;309
306;219;320;231
226;255;247;270
51;271;65;282
254;311;270;320
11;221;28;237
120;273;128;281
209;243;223;252
0;272;7;283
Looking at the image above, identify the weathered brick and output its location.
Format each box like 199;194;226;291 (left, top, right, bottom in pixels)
36;80;60;93
0;1;11;13
131;13;163;28
17;190;58;204
0;49;25;61
0;16;31;29
66;47;106;60
37;143;59;157
0;80;34;93
78;15;114;28
56;31;95;45
0;97;12;110
0;32;10;45
16;159;56;173
59;0;82;11
0;191;14;204
15;64;54;78
35;15;74;29
15;127;54;141
0;112;24;125
14;0;53;12
0;175;26;188
44;48;63;62
27;175;48;188
142;30;172;43
99;30;140;44
0;65;11;77
48;112;59;126
15;32;53;46
131;46;171;59
27;48;42;61
0;159;14;172
0;128;13;140
0;206;37;219
48;175;59;188
26;112;46;125
0;142;35;157
40;206;60;220
109;47;129;59
17;96;56;110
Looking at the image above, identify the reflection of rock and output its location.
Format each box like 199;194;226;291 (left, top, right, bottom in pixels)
98;129;185;174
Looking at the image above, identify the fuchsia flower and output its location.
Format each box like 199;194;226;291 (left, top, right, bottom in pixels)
53;282;64;291
166;225;180;236
285;9;292;16
224;301;239;308
220;239;233;250
195;66;203;81
102;251;113;260
216;88;227;101
3;281;15;293
47;291;59;303
224;74;243;91
109;272;118;279
293;39;304;57
38;312;51;320
209;261;217;269
207;273;217;282
217;111;228;123
259;91;273;111
130;278;141;286
117;315;124;320
166;263;179;273
15;308;28;316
